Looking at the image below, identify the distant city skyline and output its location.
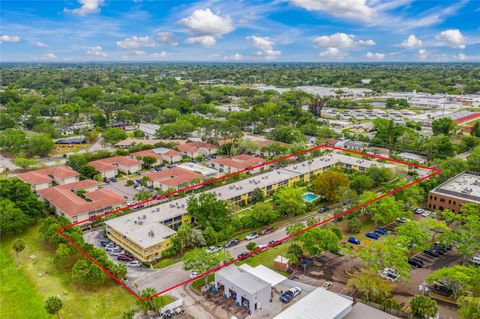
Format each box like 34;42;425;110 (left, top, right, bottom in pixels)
1;0;479;62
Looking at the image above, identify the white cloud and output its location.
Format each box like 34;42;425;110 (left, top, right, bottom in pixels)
365;52;385;60
86;46;108;57
185;36;216;48
313;33;375;48
179;8;233;37
155;32;178;46
247;35;281;59
39;53;58;61
0;34;20;43
436;29;466;49
33;41;48;47
356;39;376;46
150;51;169;59
319;47;344;59
64;0;104;16
291;0;376;22
116;36;154;50
131;50;146;56
418;49;428;60
458;53;466;60
400;34;423;48
224;53;243;61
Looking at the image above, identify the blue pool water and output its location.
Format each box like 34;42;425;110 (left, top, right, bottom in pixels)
303;193;319;202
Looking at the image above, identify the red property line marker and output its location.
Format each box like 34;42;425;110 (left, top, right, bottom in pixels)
56;145;441;302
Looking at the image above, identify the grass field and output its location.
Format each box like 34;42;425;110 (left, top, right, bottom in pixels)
1;224;137;319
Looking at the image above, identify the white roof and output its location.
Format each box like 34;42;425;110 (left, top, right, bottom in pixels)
239;264;286;286
273;288;353;319
216;265;270;294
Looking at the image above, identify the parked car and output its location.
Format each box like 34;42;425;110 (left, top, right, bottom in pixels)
433;282;453;296
374;228;388;235
110;250;124;256
365;232;380;240
379;268;400;282
319;207;329;213
329;249;344;256
245;232;258;240
105;245;120;251
280;287;301;303
257;244;268;251
103;177;110;183
408;257;424;268
348;237;361;245
396;217;411;223
423;249;440;257
260;226;274;235
126;260;142;267
99;240;110;247
237;252;249;259
190;271;199;278
205;246;222;253
224;239;239;248
472;255;480;266
421;210;432;217
110;177;117;182
269;240;281;247
118;255;134;262
321;281;333;290
414;208;425;214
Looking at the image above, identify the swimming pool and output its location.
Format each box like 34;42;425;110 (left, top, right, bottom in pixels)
303;192;319;202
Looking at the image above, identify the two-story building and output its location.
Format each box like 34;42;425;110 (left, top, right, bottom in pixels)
17;166;80;191
211;154;265;175
177;142;217;158
89;156;141;178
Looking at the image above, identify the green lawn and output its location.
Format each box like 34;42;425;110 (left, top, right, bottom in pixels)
238;242;291;276
154;256;181;269
1;225;137;319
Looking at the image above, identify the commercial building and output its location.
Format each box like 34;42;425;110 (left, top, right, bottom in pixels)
38;180;126;223
89;156;141;178
17;166;80;191
397;152;427;164
115;138;185;149
215;265;273;315
211;154;265;174
138;123;160;138
105;152;395;262
427;171;480;213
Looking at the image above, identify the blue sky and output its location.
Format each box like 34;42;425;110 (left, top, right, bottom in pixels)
1;0;479;62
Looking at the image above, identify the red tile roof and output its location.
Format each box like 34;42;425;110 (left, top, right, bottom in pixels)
89;156;140;171
55;179;98;191
178;142;217;153
17;166;79;185
131;148;181;160
214;154;264;169
454;113;480;124
38;186;126;217
145;167;202;188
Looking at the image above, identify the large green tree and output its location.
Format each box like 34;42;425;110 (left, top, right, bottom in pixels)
187;193;230;231
273;186;306;216
45;296;62;319
409;295;438;319
312;170;350;202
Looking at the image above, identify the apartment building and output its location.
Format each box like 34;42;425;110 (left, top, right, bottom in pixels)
427;171;480;213
144;167;203;191
17;166;80;191
131;147;183;164
38;180;126;223
105;152;394;262
212;154;265;174
177;141;217;158
89;156;141;178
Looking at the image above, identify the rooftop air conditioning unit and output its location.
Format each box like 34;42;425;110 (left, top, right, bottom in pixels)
138;220;143;225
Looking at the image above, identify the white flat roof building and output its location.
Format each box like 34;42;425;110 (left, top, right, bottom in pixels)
177;162;220;178
273;288;353;319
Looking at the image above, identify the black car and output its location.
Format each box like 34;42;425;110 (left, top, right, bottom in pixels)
237;252;249;259
433;282;454;296
269;240;281;247
319;207;329;213
224;239;239;248
99;240;110;246
423;249;439;257
408;257;424;268
432;247;445;255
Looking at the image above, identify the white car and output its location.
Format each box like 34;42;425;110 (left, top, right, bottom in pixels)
126;260;141;267
421;211;432;217
110;250;124;256
321;281;333;290
414;208;425;214
257;244;268;251
190;271;199;278
379;268;400;282
288;287;302;297
396;217;411;224
245;232;258;240
205;246;222;253
105;245;120;251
